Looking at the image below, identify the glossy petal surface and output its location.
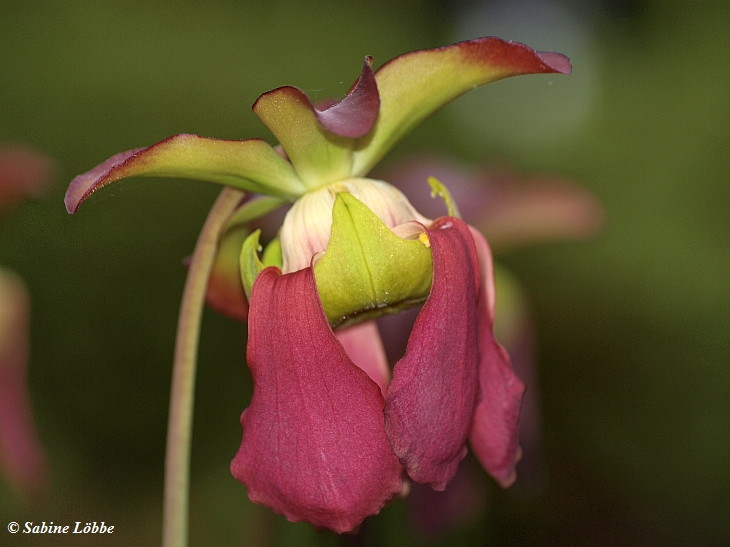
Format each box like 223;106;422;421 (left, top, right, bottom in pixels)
468;227;525;487
384;217;480;490
65;134;304;213
231;266;402;533
352;37;571;176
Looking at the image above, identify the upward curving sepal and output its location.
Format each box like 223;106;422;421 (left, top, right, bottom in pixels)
351;37;571;176
253;59;379;189
314;57;379;138
64;134;305;213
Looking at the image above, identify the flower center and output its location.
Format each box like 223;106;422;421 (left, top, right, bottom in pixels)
280;177;429;273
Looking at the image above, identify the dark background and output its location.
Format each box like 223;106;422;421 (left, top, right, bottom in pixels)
1;0;728;545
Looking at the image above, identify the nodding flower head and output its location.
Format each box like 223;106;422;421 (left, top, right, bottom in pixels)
64;37;571;532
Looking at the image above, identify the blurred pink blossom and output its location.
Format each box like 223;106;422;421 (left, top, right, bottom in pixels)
0;144;53;502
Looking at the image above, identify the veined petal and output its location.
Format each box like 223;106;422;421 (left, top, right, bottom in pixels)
64;134;304;213
384;217;480;490
351;37;571;176
231;266;403;533
468;227;525;488
335;321;390;397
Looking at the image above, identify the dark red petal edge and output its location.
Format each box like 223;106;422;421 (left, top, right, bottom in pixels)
384;217;480;490
231;266;402;533
468;227;526;487
314;56;380;138
64;148;143;213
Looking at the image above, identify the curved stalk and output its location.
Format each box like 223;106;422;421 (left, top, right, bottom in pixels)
163;187;244;547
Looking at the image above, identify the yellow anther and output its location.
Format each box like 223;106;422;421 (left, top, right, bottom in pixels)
418;232;431;248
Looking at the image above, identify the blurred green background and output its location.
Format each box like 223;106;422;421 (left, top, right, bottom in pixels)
1;0;727;545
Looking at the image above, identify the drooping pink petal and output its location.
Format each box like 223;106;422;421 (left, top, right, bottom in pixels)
0;145;55;213
231;266;403;533
64;135;304;213
335;321;390;397
0;269;48;500
384;217;480;490
468;227;525;487
314;56;380;138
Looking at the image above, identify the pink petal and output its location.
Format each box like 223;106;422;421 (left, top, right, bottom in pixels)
0;270;48;500
468;227;525;487
378;156;603;251
335;321;390;397
384;217;480;490
231;266;403;533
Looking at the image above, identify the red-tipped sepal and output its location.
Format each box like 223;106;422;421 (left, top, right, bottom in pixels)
64;135;304;213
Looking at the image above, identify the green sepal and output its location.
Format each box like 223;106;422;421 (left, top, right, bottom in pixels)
262;237;283;269
313;192;433;329
253;87;353;190
427;176;461;218
240;229;265;302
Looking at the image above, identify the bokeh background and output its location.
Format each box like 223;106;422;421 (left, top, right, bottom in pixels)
1;0;728;545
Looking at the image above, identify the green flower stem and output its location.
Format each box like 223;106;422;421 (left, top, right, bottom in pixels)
163;187;244;547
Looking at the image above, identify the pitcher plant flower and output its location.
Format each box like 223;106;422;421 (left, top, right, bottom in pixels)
65;37;570;541
0;145;53;502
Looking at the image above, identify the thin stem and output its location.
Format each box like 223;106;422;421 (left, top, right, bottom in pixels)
162;187;244;547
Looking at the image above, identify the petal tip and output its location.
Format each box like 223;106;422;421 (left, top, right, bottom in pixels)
537;51;572;75
314;56;380;138
64;148;143;214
